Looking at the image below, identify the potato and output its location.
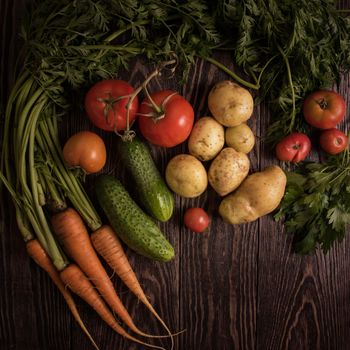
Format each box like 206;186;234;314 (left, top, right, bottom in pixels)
208;80;254;127
208;147;250;196
165;154;207;198
225;123;255;154
219;166;286;224
188;116;225;161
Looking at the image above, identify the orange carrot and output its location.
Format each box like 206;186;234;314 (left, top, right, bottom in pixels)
60;264;166;350
51;208;158;338
91;225;176;349
26;239;100;350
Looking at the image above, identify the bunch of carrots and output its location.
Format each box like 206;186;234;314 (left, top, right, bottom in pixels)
0;73;176;349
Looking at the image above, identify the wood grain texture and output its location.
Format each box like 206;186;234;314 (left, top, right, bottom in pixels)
1;1;350;350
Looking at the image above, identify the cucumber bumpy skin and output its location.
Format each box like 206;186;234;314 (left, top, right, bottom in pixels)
117;136;174;222
96;175;175;262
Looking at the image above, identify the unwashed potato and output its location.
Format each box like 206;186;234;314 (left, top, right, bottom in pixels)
219;165;286;224
208;147;250;196
208;80;254;127
188;116;225;161
225;123;255;154
165;154;208;198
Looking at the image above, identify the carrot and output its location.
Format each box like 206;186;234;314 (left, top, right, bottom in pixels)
51;207;160;338
60;264;166;350
91;225;177;349
26;239;100;350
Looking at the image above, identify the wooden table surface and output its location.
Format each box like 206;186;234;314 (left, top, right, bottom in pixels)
1;1;350;350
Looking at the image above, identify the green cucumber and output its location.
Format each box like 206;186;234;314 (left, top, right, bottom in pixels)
96;175;175;262
117;136;174;222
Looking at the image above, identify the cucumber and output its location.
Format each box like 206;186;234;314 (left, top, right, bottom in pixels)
117;136;174;222
95;175;175;262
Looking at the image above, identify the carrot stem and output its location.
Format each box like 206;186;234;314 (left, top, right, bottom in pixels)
27;100;68;270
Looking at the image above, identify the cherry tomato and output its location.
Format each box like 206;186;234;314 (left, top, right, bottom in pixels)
138;90;194;147
319;128;348;155
275;132;311;163
184;207;210;233
85;80;139;132
303;90;346;129
63;131;106;173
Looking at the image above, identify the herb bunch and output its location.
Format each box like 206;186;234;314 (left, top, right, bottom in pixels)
275;151;350;254
22;0;221;97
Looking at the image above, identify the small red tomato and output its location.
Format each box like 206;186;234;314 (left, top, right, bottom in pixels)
85;80;138;131
184;207;210;233
319;128;348;155
138;90;194;147
303;90;346;129
275;132;311;163
63;131;107;173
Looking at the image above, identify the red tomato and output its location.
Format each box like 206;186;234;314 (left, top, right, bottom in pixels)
275;132;311;163
85;80;138;132
319;128;348;155
303;90;346;129
138;90;194;147
63;131;106;173
184;208;210;233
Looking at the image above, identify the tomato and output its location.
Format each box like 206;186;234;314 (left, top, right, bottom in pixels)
63;131;106;173
303;90;346;129
85;80;138;132
138;90;194;147
184;208;210;233
275;132;311;163
319;128;348;155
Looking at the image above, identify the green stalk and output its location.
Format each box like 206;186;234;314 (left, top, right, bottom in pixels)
12;90;59;257
15;209;34;242
203;56;260;90
16;89;45;201
13;80;36;189
277;46;296;132
1;71;31;181
91;21;149;62
67;44;142;55
28;102;68;270
1;165;49;251
103;21;149;43
37;165;67;212
0;171;34;242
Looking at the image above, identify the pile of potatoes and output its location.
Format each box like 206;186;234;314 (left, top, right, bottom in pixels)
165;80;286;224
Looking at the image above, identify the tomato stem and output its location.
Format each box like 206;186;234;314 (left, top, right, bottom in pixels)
143;86;162;114
317;98;328;110
120;58;178;140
